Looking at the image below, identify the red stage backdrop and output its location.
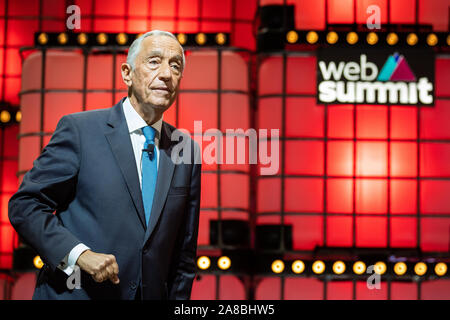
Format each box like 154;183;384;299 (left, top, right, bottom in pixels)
0;0;449;300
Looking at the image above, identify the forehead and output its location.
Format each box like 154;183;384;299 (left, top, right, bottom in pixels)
139;35;183;57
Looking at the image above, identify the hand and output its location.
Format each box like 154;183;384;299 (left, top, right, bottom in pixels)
76;250;120;284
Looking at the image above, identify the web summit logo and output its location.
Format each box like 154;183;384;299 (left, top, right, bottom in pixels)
318;52;434;105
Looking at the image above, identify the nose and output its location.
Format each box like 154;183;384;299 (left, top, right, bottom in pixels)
158;62;171;81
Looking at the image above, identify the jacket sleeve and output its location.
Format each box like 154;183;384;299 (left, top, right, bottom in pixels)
168;140;201;300
8;114;82;272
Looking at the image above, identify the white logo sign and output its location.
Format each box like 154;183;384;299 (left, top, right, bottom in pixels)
317;54;434;105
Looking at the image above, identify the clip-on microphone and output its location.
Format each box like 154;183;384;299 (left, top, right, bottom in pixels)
143;144;155;160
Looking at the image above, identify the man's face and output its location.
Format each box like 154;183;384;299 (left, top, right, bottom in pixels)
129;35;183;112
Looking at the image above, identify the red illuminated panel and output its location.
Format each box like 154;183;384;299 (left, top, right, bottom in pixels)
191;275;215;300
45;52;83;89
258;57;283;95
220;135;251;173
435;59;450;97
287;57;316;95
420;217;450;252
285;178;323;213
355;179;387;213
390;180;417;214
284;278;323;300
258;98;282;136
328;0;354;24
18;136;41;175
356;216;387;247
221;94;250;131
420;180;450;215
356;142;387;177
390;282;417;300
202;0;232;19
21;52;43;91
179;93;218;132
328;105;354;138
390;0;415;24
391;148;417;178
420;143;450;178
356;106;387;139
255;277;281;300
327;141;353;176
86;93;114;111
220;174;249;209
418;0;449;31
390;217;416;247
356;280;388;300
289;0;326;30
326;281;353;300
44;93;83;131
390;107;417;139
327;179;353;213
421;280;450;300
421;100;450;139
218;275;246;300
286;98;324;138
326;216;353;246
257;178;281;213
285;140;324;175
200;174;218;209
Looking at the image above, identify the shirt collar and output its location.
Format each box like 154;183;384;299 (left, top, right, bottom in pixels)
122;97;163;138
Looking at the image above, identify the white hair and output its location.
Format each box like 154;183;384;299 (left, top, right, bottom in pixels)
126;30;185;71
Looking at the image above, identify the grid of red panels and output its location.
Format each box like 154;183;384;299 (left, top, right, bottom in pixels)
253;53;450;299
257;54;450;251
0;0;258;111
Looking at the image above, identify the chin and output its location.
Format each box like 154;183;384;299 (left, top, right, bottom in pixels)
150;102;172;110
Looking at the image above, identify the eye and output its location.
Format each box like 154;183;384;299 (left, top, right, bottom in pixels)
171;64;181;71
148;59;160;65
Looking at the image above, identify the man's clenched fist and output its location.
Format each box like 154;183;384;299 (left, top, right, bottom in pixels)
76;250;120;284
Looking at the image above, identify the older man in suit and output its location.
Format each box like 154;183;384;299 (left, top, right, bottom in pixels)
8;30;201;300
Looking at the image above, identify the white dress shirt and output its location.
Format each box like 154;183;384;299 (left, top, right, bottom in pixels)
59;97;163;275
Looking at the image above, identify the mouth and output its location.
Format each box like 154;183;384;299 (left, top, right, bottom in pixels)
152;87;171;94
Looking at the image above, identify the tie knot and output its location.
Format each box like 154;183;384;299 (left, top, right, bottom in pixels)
142;126;156;143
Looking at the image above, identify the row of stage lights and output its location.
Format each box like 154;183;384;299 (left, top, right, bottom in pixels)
269;260;447;277
285;30;450;47
35;32;229;47
196;256;448;278
32;254;448;278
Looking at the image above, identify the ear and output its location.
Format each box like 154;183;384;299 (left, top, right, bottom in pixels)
121;63;133;87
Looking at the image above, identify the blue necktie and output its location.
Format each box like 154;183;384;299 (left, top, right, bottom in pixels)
142;126;158;227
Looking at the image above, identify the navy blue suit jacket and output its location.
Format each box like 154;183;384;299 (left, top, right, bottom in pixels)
8;98;201;300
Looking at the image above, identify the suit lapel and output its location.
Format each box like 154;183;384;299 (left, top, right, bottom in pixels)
143;122;176;244
104;99;147;230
